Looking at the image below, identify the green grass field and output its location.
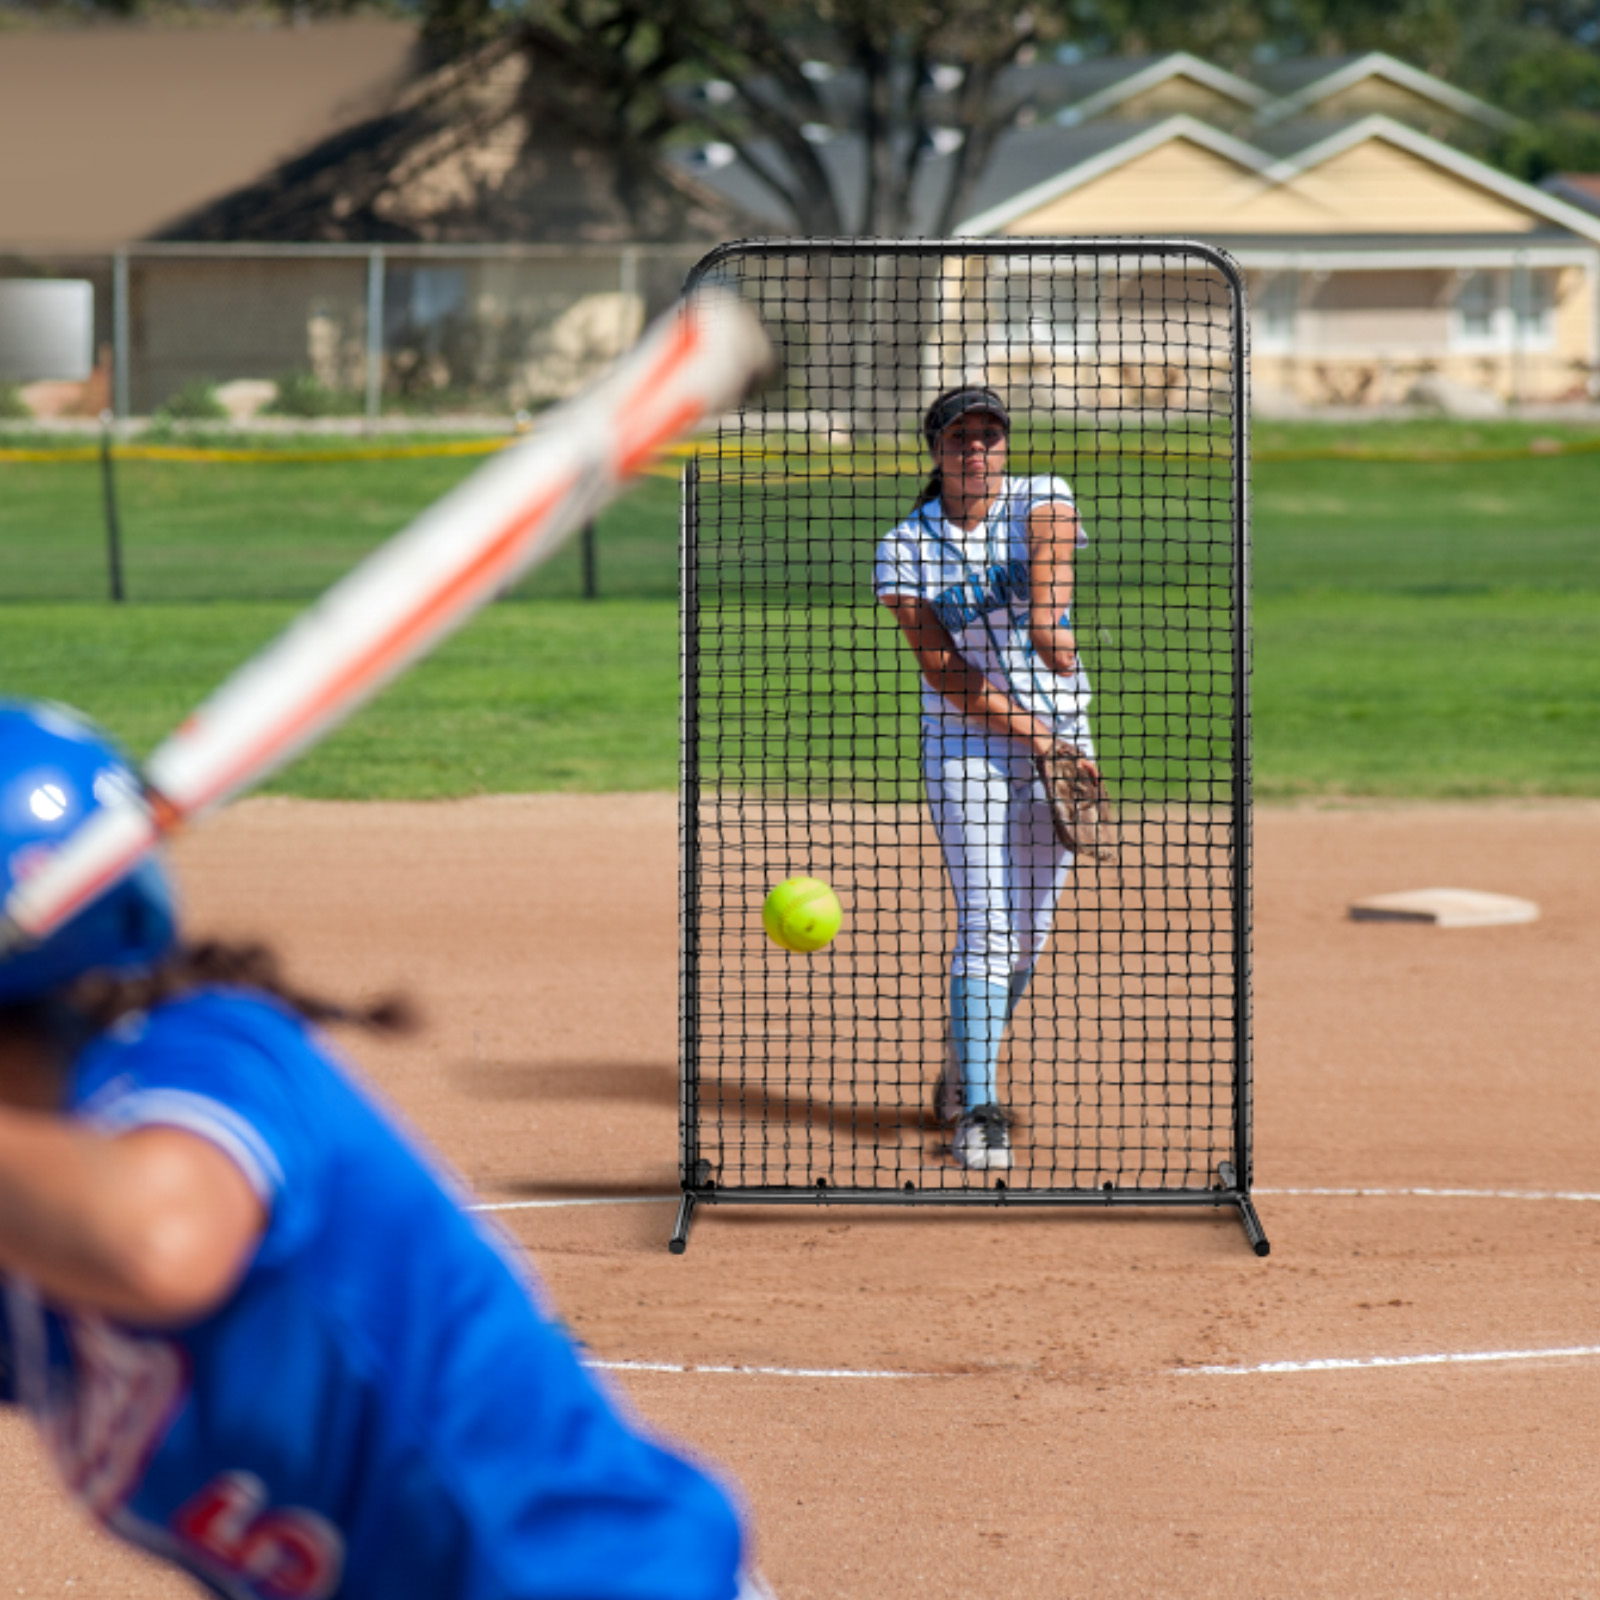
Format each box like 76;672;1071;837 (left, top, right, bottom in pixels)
0;449;682;604
2;601;681;796
2;419;1598;798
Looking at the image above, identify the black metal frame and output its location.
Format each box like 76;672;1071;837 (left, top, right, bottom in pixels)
675;237;1266;1257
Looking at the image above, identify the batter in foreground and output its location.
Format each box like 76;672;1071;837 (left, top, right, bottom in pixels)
0;699;769;1600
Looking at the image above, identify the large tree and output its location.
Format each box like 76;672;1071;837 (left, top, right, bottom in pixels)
412;0;1073;237
411;0;1600;222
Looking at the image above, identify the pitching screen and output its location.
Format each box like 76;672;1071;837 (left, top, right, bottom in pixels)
679;240;1251;1224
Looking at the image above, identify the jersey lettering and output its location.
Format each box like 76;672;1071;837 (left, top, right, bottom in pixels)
932;558;1028;635
992;558;1028;607
931;589;967;633
175;1471;345;1600
39;1316;188;1518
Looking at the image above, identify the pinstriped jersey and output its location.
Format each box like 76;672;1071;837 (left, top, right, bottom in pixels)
0;989;744;1600
873;474;1091;731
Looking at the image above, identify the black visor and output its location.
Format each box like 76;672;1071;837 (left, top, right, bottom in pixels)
925;388;1010;448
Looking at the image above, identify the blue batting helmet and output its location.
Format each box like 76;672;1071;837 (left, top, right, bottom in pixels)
0;701;176;1003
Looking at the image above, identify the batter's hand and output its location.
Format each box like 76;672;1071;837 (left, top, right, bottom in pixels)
1034;742;1117;863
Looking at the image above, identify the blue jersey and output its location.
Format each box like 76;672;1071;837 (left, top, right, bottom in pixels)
0;989;743;1600
874;473;1091;733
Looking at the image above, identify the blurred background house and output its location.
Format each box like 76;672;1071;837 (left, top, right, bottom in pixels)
678;52;1600;416
1;17;1596;422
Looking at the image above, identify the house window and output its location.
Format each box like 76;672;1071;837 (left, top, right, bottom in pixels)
383;266;471;392
1451;269;1557;352
1511;270;1554;345
1453;271;1497;345
387;266;469;344
1254;273;1298;352
989;268;1099;357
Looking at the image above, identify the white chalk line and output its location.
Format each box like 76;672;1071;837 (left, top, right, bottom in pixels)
470;1187;1600;1213
476;1200;941;1379
469;1196;670;1212
587;1358;935;1380
591;1346;1600;1381
1258;1185;1600;1203
477;1187;1600;1386
1187;1344;1600;1376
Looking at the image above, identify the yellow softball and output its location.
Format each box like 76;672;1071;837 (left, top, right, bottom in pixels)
761;876;843;954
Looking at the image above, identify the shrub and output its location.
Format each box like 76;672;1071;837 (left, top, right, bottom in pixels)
0;384;31;420
155;379;229;422
264;371;364;419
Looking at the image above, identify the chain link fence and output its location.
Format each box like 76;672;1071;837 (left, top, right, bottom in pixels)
0;243;706;421
0;244;708;603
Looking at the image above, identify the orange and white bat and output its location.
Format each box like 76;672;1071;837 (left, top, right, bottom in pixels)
1;286;770;951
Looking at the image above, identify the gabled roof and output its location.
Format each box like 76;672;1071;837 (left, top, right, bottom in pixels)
952;110;1600;248
955;115;1276;236
684;105;1593;248
1052;51;1271;125
1252;51;1517;132
1541;173;1600;217
1248;53;1370;95
938;121;1197;231
998;55;1167;108
1262;114;1600;243
673;120;1179;237
1247;113;1376;161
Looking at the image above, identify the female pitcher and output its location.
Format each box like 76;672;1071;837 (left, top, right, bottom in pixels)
0;699;767;1599
874;387;1098;1172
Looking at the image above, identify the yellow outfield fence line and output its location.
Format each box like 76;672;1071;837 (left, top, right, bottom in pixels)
0;436;689;479
1255;438;1600;463
0;438;514;465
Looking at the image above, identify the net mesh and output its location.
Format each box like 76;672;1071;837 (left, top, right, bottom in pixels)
682;241;1249;1199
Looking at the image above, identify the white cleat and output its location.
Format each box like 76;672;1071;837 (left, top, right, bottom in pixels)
953;1104;1012;1171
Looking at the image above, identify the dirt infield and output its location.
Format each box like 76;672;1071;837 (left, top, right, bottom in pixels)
2;796;1597;1597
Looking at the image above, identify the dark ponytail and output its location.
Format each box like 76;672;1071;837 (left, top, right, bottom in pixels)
911;466;943;511
67;938;418;1036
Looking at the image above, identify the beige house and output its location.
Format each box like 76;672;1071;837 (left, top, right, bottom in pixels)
685;50;1597;412
954;111;1600;409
